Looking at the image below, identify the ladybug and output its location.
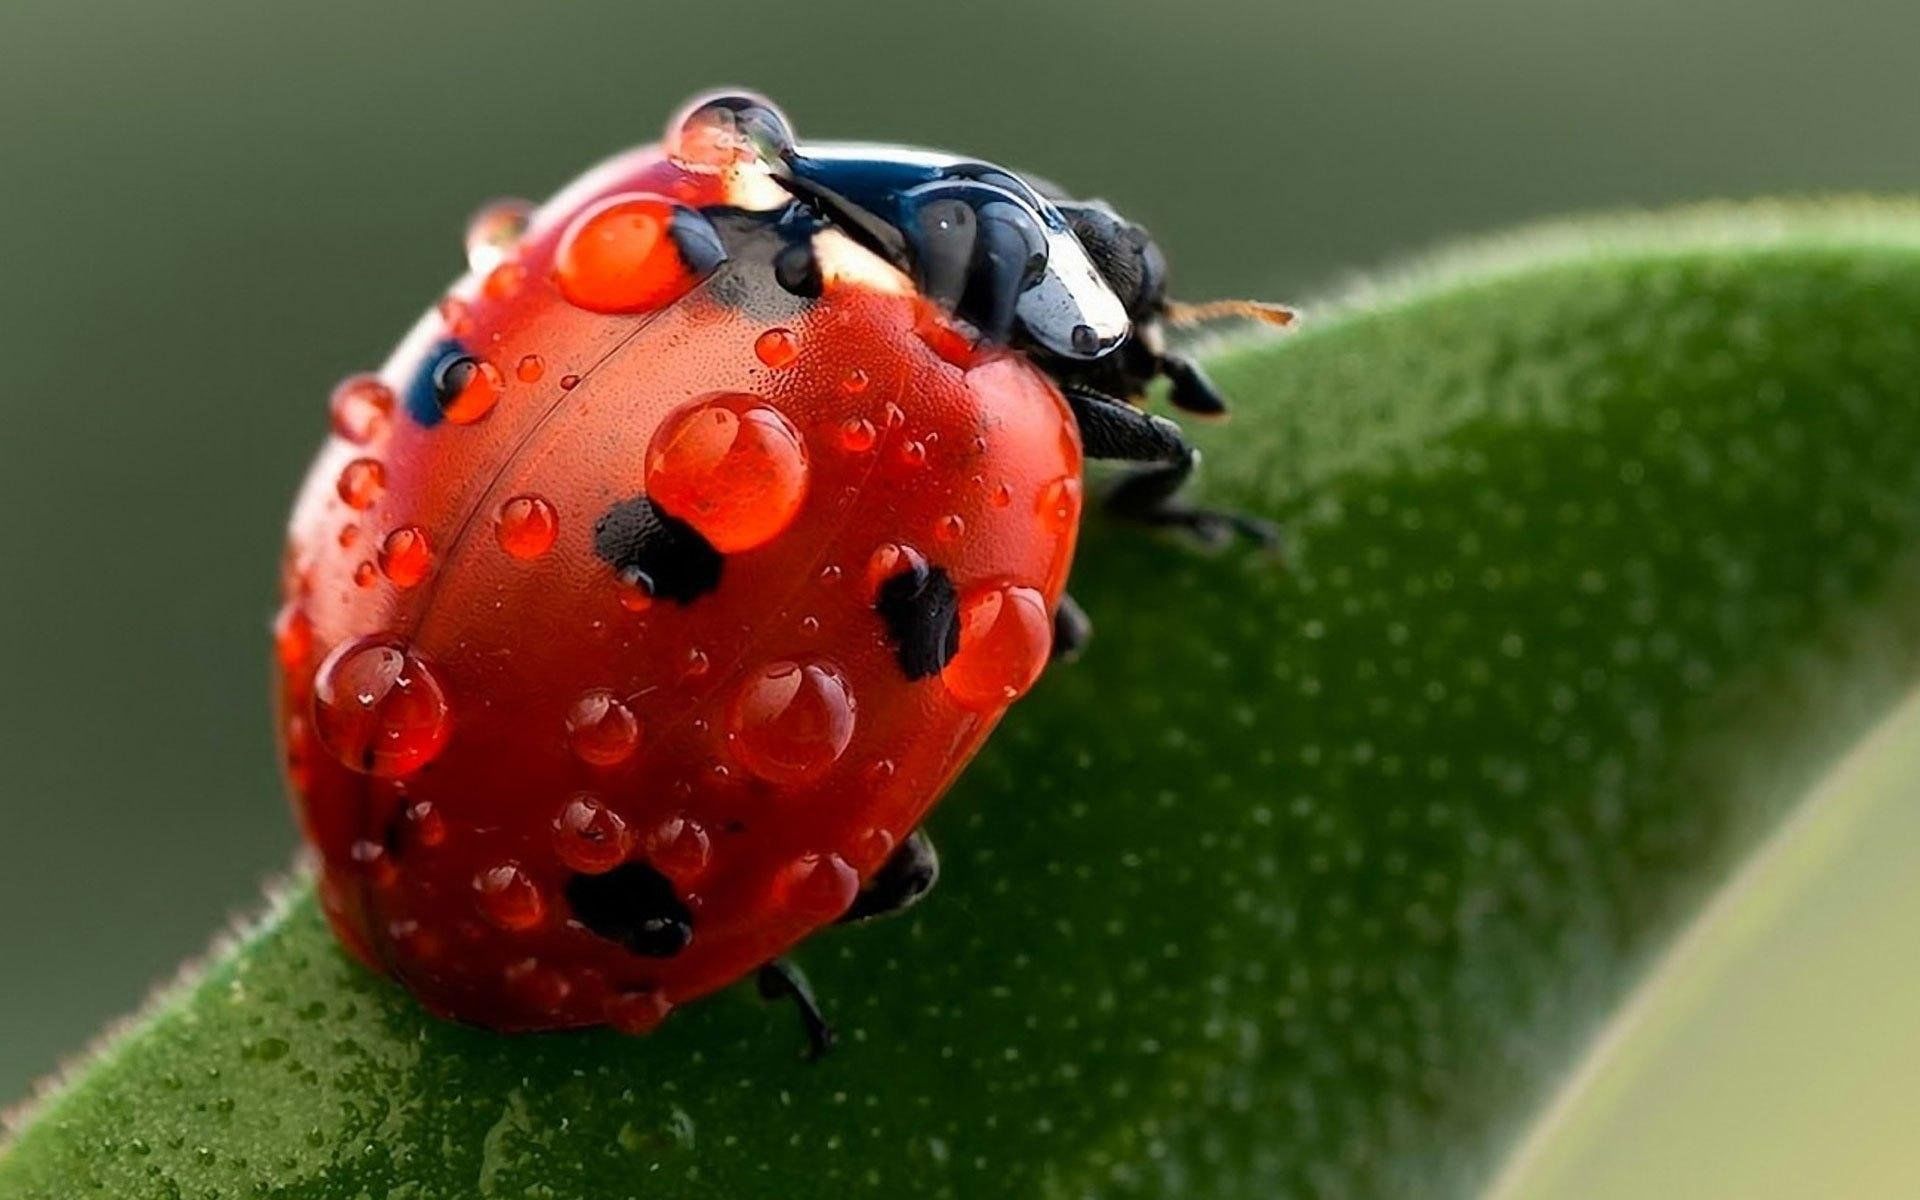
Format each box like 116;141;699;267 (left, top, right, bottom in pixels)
274;91;1290;1056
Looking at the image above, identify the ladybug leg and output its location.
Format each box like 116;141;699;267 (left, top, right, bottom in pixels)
837;830;940;924
1063;385;1280;550
755;958;837;1060
1160;352;1230;418
1053;593;1093;662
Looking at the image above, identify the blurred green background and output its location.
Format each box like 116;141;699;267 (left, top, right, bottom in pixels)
3;0;1919;1141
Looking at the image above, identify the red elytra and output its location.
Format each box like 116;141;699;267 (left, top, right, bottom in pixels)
275;126;1081;1034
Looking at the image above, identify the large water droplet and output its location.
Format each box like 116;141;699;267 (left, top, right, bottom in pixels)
771;851;860;921
645;393;809;552
552;793;631;874
495;494;558;560
329;375;393;445
465;198;532;275
664;90;793;174
553;194;715;314
336;458;385;511
728;660;856;785
565;689;641;766
942;584;1052;711
311;638;451;777
378;525;432;588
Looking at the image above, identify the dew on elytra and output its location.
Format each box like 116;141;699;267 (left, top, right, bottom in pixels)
504;957;573;1013
329;375;393;445
645;393;809;552
397;798;447;850
495;494;558;560
435;354;503;424
818;564;843;585
992;482;1014;508
606;988;672;1035
850;827;895;873
482;261;527;303
348;839;398;888
336;458;385;510
552;793;631;874
438;296;473;336
310;637;451;778
799;615;820;636
864;542;927;600
273;602;312;673
614;569;655;613
680;647;710;680
554;194;715;314
565;689;641;767
560;373;581;390
646;814;712;885
836;417;877;454
943;584;1052;710
727;660;855;785
1038;476;1082;534
378;525;432;588
473;863;545;931
283;713;314;792
839;367;870;396
754;327;799;368
338;523;360;549
935;514;966;544
771;851;859;921
353;561;378;589
515;354;545;383
893;440;928;471
464;198;532;275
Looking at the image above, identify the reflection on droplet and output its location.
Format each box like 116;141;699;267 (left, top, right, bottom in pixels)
329;375;394;445
311;637;451;777
645;393;809;552
565;689;641;766
495;494;558;560
473;863;545;931
336;458;385;510
728;660;855;785
378;525;432;588
552;793;631;874
942;584;1052;711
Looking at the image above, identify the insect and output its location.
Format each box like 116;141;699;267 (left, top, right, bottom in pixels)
274;91;1290;1056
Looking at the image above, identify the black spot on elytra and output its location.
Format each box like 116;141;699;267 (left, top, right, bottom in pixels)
566;863;693;958
875;561;960;680
593;496;723;603
699;204;826;308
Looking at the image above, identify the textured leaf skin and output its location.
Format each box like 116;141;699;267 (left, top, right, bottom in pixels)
7;202;1920;1199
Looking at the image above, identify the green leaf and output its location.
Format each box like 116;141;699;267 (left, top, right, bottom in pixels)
8;199;1920;1199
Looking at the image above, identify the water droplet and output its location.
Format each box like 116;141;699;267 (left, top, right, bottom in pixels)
311;638;451;777
680;647;710;679
565;689;641;766
799;615;820;635
515;353;545;383
836;417;876;453
992;482;1014;508
753;327;799;368
728;660;856;785
328;375;393;445
473;863;545;931
554;194;712;314
560;373;581;390
850;826;895;873
645;393;809;552
942;584;1052;710
839;367;870;396
614;568;655;612
646;814;712;884
771;851;859;920
495;494;558;560
1038;476;1082;534
935;514;966;544
482;260;527;302
434;354;503;424
894;440;927;471
464;198;532;275
439;296;474;336
864;542;927;601
378;525;432;588
606;987;672;1035
396;799;447;850
552;793;631;874
504;957;572;1012
336;458;385;510
349;838;398;888
665;90;791;174
352;561;378;589
272;602;312;673
338;523;360;548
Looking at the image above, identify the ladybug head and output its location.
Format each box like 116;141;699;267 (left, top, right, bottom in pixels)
1052;200;1169;327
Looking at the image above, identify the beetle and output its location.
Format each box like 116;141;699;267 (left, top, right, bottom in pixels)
274;91;1290;1056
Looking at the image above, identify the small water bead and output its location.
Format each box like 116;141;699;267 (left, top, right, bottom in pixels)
396;799;447;851
311;638;451;778
434;354;504;424
565;689;641;766
328;375;394;445
850;827;895;873
560;373;581;390
836;417;877;454
552;794;631;874
1037;476;1083;534
353;561;378;589
680;647;710;680
935;514;966;544
348;839;398;889
504;957;572;1012
336;458;385;510
554;193;718;314
473;863;545;931
338;523;360;548
606;988;672;1035
839;367;870;396
992;482;1014;508
614;569;655;613
728;660;856;785
645;393;809;552
464;198;533;275
378;526;432;588
438;296;474;336
799;615;820;636
772;851;860;921
753;327;799;368
482;261;527;303
646;814;712;885
273;602;312;673
515;354;545;383
942;584;1053;711
495;494;558;560
864;542;928;601
894;440;928;471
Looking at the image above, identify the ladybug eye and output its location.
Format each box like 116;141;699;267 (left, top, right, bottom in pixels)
404;338;503;427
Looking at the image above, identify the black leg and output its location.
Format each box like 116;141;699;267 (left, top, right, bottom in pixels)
1052;593;1093;662
755;958;836;1060
1161;352;1229;417
1064;385;1279;550
837;830;939;924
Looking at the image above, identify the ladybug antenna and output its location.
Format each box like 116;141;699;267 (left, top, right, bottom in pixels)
1163;299;1298;329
